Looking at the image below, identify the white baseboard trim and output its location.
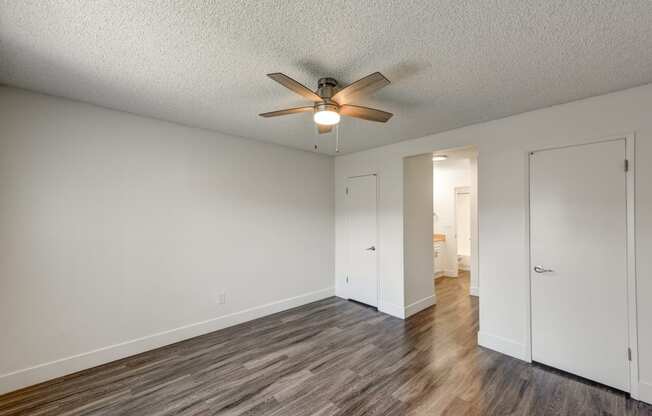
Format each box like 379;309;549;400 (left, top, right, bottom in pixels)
434;271;445;279
380;301;405;319
404;295;436;318
478;331;528;362
639;380;652;405
444;269;458;277
469;286;479;297
334;286;347;300
0;286;334;395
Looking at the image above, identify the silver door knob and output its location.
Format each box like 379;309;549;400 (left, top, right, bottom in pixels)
534;266;554;273
365;246;376;251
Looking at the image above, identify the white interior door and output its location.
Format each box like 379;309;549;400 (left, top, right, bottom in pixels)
530;139;629;391
346;175;378;307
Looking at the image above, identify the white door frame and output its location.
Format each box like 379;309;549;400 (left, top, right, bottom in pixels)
346;173;380;308
525;133;639;398
454;186;472;273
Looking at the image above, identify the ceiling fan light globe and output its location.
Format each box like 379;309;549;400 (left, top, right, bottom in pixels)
314;110;340;126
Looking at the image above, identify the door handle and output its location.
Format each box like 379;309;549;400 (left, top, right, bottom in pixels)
534;266;554;274
365;246;376;251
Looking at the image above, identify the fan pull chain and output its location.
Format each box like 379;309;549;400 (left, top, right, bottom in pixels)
335;123;340;153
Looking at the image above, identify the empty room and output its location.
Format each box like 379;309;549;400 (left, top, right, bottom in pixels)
1;2;652;415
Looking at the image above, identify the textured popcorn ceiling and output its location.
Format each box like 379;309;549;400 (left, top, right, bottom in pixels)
2;1;652;154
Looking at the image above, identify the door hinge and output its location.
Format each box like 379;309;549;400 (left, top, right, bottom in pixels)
628;348;632;361
346;276;349;284
625;159;629;172
345;187;349;196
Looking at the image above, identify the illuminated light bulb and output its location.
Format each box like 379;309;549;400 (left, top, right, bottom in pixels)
314;110;341;126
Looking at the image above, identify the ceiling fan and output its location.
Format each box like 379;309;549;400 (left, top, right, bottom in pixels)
259;72;393;133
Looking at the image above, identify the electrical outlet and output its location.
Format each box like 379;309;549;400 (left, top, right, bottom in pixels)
217;292;226;305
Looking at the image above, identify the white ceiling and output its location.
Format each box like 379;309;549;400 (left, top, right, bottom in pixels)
2;1;652;155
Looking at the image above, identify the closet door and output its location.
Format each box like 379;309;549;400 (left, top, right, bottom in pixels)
530;139;629;391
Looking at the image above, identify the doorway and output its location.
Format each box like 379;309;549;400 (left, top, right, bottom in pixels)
402;146;478;317
529;138;635;392
402;146;478;319
432;148;478;300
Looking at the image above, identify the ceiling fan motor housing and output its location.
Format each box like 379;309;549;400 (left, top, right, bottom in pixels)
317;77;338;99
313;101;339;114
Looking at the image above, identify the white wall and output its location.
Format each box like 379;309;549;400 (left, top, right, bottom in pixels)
433;158;472;276
334;83;652;404
469;157;479;296
403;154;435;317
0;87;335;394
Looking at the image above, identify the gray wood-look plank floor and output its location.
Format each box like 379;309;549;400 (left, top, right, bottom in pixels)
1;272;651;415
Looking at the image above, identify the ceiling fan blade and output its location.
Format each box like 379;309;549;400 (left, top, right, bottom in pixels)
340;104;393;122
267;73;322;102
331;72;390;104
317;124;333;134
259;106;314;118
